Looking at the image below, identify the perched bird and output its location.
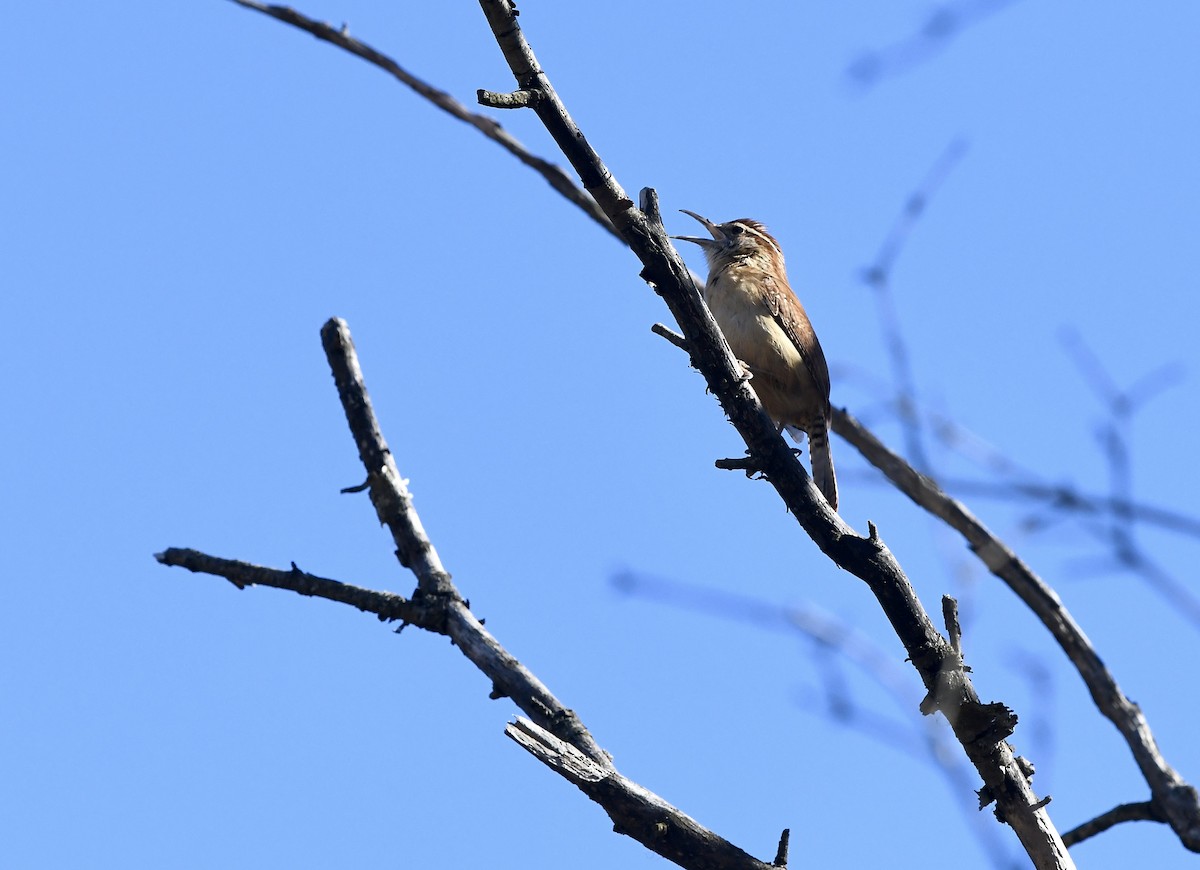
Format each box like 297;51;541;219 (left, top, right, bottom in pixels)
674;210;838;510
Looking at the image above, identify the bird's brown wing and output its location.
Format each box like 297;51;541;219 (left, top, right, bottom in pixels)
762;275;832;411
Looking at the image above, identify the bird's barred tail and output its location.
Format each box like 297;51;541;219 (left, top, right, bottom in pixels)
809;419;838;511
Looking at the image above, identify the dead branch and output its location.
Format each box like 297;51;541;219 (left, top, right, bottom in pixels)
219;0;1200;859
831;404;1200;849
1061;801;1166;848
473;1;1069;865
226;0;618;238
158;316;783;870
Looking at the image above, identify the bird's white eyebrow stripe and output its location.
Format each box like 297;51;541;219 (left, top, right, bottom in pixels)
731;221;783;258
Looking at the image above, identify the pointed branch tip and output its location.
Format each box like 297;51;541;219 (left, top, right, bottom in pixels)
651;323;689;352
772;828;790;866
639;187;662;225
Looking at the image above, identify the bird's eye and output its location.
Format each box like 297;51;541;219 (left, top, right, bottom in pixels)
728;224;744;235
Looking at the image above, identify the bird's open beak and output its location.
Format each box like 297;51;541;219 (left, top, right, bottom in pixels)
671;209;724;248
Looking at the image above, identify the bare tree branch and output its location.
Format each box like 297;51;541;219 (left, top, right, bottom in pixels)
1061;801;1166;848
846;0;1026;88
220;0;1200;859
1060;328;1185;415
157;549;779;870
155;548;428;621
159;316;783;870
474;2;1070;865
660;319;1200;851
319;317;612;762
861;138;968;472
830;406;1200;850
613;570;1020;868
226;0;618;239
932;477;1200;541
659;322;1199;841
1053;329;1200;623
506;718;782;869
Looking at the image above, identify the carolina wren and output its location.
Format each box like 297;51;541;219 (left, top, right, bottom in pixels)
674;211;838;510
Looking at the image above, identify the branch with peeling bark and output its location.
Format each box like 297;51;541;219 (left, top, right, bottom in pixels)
159;317;782;870
507;717;790;869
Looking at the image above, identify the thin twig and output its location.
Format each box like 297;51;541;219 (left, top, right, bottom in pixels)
1057;329;1200;623
1061;801;1165;847
861;138;968;472
154;548;428;622
931;477;1200;541
846;0;1026;88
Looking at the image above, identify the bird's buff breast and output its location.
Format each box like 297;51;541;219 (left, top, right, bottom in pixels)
704;270;818;426
704;272;804;376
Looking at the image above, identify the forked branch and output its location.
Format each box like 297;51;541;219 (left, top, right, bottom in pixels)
159;317;781;870
222;0;1200;859
474;1;1068;866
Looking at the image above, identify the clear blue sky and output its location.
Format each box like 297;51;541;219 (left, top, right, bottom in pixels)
5;3;1200;868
